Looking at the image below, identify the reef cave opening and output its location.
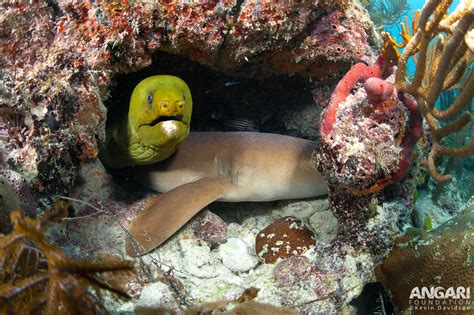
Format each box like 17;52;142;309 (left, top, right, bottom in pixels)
106;52;328;140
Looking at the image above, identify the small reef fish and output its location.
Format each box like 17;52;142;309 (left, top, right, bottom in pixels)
222;118;259;132
224;81;240;87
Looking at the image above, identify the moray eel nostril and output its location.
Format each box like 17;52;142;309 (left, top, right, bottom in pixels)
100;75;192;168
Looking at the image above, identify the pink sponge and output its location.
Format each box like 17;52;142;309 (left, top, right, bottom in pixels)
320;55;386;137
363;77;394;105
317;55;422;194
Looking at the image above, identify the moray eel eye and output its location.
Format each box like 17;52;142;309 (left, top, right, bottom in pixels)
147;92;153;105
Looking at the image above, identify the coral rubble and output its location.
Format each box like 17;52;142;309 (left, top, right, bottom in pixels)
190;209;228;247
219;238;259;273
34;158;410;313
186;287;298;315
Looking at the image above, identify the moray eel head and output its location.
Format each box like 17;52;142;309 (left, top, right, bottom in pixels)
126;75;192;165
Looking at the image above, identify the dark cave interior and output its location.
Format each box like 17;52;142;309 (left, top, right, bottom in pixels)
106;52;325;140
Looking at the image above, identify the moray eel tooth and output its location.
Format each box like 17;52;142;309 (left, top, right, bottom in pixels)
100;75;192;168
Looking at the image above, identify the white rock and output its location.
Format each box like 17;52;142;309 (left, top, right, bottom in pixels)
136;282;179;310
219;238;259;272
31;105;47;119
277;199;329;219
467;29;474;51
179;239;219;277
309;210;338;244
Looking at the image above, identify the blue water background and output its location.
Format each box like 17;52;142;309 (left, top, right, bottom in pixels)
384;0;461;74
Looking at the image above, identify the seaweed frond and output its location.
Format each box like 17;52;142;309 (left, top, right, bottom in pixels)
0;201;134;315
364;0;411;27
380;10;420;67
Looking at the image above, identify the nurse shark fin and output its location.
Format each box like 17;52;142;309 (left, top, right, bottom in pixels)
125;177;234;256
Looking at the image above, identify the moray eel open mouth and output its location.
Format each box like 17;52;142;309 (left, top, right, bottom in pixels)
146;115;185;127
138;115;188;141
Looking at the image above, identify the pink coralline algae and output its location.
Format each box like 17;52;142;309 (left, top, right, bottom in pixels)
288;7;375;77
313;56;423;196
272;255;338;306
311;55;423;252
160;1;376;77
0;0;377;194
191;209;228;246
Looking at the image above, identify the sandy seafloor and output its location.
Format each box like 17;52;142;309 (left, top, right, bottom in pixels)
44;157;472;314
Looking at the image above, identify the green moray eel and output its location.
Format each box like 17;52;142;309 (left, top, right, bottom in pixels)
100;75;192;168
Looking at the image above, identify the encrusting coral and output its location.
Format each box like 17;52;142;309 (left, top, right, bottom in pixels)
314;54;423;196
394;0;474;183
375;202;474;313
0;0;378;195
311;51;424;253
0;201;134;315
255;216;316;264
